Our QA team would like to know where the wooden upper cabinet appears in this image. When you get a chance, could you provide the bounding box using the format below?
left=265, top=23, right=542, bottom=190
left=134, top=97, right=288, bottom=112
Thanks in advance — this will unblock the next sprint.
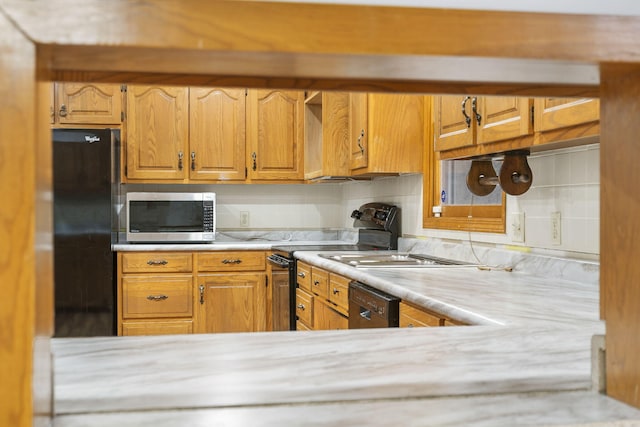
left=53, top=83, right=122, bottom=126
left=126, top=85, right=188, bottom=180
left=246, top=89, right=304, bottom=181
left=189, top=87, right=246, bottom=181
left=534, top=98, right=600, bottom=132
left=434, top=95, right=532, bottom=151
left=350, top=93, right=426, bottom=175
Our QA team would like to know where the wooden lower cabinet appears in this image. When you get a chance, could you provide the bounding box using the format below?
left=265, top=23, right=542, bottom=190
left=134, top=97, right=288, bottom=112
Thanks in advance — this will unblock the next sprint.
left=295, top=262, right=350, bottom=330
left=117, top=250, right=268, bottom=336
left=196, top=272, right=266, bottom=333
left=399, top=301, right=443, bottom=327
left=314, top=298, right=348, bottom=330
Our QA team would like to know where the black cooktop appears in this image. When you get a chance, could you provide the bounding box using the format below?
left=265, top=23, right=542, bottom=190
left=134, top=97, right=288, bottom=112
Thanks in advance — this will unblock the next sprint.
left=271, top=244, right=378, bottom=257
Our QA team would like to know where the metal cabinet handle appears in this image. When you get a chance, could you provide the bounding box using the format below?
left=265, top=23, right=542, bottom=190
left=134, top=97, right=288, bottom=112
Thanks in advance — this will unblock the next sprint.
left=356, top=129, right=365, bottom=155
left=461, top=96, right=471, bottom=128
left=251, top=152, right=257, bottom=171
left=146, top=294, right=168, bottom=301
left=297, top=303, right=305, bottom=310
left=313, top=280, right=320, bottom=286
left=178, top=151, right=184, bottom=170
left=59, top=104, right=68, bottom=117
left=472, top=96, right=482, bottom=125
left=199, top=284, right=205, bottom=305
left=297, top=272, right=306, bottom=278
left=332, top=288, right=339, bottom=295
left=147, top=259, right=168, bottom=266
left=359, top=309, right=371, bottom=321
left=191, top=151, right=196, bottom=171
left=222, top=259, right=242, bottom=264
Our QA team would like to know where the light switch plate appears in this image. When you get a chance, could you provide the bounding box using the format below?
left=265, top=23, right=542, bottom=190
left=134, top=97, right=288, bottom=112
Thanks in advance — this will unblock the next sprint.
left=512, top=212, right=525, bottom=243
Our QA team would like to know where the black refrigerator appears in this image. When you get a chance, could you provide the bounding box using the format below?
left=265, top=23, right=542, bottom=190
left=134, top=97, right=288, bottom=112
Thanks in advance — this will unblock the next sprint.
left=53, top=128, right=119, bottom=337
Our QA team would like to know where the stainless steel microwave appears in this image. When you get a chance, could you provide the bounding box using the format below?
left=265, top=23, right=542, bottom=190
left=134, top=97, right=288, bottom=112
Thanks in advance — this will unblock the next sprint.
left=126, top=192, right=216, bottom=243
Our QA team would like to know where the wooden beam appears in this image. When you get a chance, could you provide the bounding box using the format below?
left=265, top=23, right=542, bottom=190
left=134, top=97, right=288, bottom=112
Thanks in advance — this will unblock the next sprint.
left=601, top=63, right=640, bottom=409
left=0, top=10, right=40, bottom=427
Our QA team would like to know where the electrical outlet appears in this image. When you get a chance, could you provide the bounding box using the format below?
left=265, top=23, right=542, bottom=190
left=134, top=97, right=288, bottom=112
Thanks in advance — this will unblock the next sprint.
left=551, top=211, right=561, bottom=245
left=512, top=212, right=525, bottom=243
left=240, top=211, right=250, bottom=228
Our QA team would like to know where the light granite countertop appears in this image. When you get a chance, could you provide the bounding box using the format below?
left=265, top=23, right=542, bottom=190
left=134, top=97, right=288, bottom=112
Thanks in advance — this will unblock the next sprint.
left=294, top=250, right=600, bottom=327
left=52, top=242, right=640, bottom=426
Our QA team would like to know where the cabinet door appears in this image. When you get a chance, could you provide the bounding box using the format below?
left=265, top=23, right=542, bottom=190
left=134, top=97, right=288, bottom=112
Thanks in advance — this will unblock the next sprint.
left=434, top=95, right=475, bottom=151
left=534, top=98, right=599, bottom=132
left=55, top=83, right=122, bottom=125
left=189, top=87, right=246, bottom=181
left=126, top=85, right=188, bottom=180
left=197, top=273, right=266, bottom=333
left=349, top=92, right=368, bottom=170
left=477, top=96, right=532, bottom=144
left=365, top=93, right=425, bottom=173
left=246, top=89, right=304, bottom=180
left=313, top=299, right=348, bottom=330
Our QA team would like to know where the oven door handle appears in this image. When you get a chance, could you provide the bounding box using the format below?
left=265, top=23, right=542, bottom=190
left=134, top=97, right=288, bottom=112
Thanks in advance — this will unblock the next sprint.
left=267, top=254, right=292, bottom=268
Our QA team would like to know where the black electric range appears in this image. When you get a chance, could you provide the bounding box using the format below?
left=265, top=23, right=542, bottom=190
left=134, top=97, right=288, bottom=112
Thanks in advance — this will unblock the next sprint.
left=266, top=203, right=400, bottom=331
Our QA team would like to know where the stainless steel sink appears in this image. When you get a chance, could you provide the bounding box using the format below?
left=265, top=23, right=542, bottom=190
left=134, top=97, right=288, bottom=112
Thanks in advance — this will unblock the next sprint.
left=318, top=253, right=475, bottom=268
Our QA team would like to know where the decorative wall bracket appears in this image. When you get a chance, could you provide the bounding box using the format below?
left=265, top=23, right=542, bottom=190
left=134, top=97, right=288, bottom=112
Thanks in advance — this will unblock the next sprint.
left=466, top=150, right=533, bottom=196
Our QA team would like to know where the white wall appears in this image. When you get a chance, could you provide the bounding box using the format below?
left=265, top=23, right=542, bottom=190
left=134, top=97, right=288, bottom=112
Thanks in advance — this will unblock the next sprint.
left=122, top=144, right=600, bottom=257
left=123, top=182, right=344, bottom=230
left=340, top=144, right=600, bottom=258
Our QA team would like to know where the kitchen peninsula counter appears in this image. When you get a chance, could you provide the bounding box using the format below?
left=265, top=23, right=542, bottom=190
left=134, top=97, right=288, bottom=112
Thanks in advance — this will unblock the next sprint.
left=53, top=249, right=640, bottom=426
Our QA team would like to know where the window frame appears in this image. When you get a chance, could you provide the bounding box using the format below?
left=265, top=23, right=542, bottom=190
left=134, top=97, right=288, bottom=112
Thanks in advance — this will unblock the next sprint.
left=423, top=112, right=506, bottom=233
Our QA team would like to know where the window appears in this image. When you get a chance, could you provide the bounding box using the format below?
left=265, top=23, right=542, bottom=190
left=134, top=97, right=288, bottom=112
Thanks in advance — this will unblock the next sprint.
left=423, top=139, right=506, bottom=233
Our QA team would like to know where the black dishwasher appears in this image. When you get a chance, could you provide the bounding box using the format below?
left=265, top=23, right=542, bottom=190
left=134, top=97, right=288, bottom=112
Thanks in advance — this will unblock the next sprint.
left=348, top=281, right=400, bottom=329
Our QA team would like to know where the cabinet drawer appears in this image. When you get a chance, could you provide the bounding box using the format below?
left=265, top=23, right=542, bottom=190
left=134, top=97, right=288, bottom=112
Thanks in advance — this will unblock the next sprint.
left=399, top=301, right=443, bottom=327
left=121, top=320, right=193, bottom=336
left=296, top=261, right=312, bottom=292
left=328, top=274, right=349, bottom=313
left=295, top=287, right=314, bottom=328
left=310, top=267, right=329, bottom=299
left=121, top=252, right=193, bottom=273
left=122, top=276, right=193, bottom=319
left=198, top=251, right=265, bottom=272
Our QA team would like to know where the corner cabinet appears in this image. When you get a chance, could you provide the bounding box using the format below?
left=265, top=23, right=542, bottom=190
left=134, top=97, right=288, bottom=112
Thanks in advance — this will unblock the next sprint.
left=246, top=89, right=304, bottom=181
left=295, top=261, right=349, bottom=331
left=125, top=85, right=189, bottom=181
left=195, top=251, right=267, bottom=333
left=349, top=93, right=426, bottom=176
left=51, top=82, right=123, bottom=126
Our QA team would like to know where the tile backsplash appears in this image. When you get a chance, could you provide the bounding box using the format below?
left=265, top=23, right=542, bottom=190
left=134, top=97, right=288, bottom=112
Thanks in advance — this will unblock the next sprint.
left=119, top=143, right=600, bottom=259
